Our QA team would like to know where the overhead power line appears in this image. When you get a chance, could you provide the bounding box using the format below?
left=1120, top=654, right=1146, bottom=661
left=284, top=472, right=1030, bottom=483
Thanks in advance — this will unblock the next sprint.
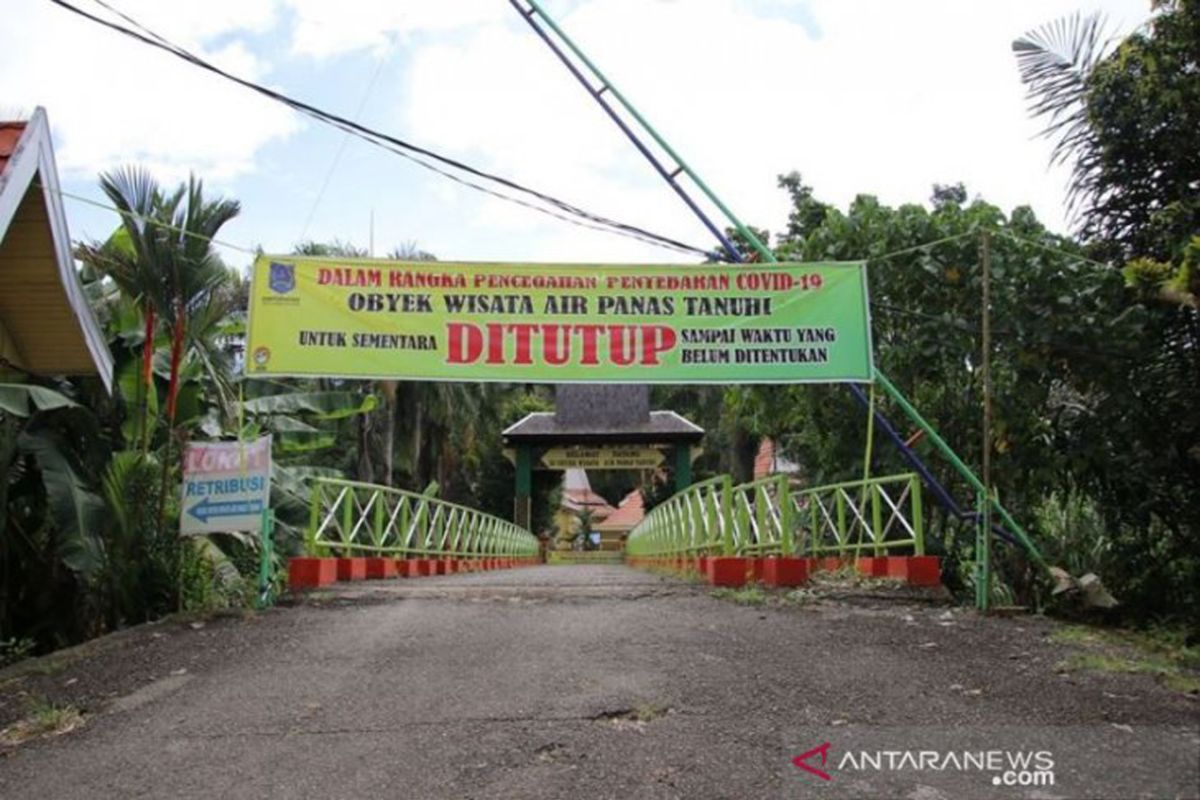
left=48, top=0, right=715, bottom=258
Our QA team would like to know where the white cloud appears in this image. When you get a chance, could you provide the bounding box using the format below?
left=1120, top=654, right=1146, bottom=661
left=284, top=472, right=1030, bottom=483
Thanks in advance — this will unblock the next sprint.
left=284, top=0, right=510, bottom=58
left=109, top=0, right=281, bottom=46
left=4, top=0, right=1154, bottom=263
left=394, top=0, right=1154, bottom=260
left=0, top=0, right=299, bottom=182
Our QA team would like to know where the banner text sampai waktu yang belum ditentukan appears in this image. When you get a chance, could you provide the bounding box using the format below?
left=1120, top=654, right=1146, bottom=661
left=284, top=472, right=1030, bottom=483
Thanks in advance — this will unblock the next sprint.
left=245, top=257, right=873, bottom=384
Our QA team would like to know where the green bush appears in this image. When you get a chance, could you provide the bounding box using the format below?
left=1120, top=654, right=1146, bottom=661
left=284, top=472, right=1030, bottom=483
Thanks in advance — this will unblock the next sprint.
left=1033, top=484, right=1111, bottom=578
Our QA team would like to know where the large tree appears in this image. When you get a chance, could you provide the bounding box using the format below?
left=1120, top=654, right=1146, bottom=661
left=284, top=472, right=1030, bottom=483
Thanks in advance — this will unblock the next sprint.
left=1013, top=1, right=1199, bottom=623
left=1014, top=1, right=1199, bottom=279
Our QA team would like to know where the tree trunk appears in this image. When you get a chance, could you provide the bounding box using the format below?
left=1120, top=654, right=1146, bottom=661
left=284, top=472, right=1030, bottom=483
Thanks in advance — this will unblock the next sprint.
left=357, top=411, right=375, bottom=484
left=156, top=311, right=186, bottom=537
left=139, top=304, right=156, bottom=451
left=379, top=381, right=398, bottom=487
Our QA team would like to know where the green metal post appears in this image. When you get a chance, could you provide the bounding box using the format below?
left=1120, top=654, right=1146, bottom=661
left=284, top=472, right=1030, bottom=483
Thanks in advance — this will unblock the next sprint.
left=871, top=484, right=883, bottom=556
left=515, top=444, right=532, bottom=531
left=306, top=482, right=320, bottom=555
left=258, top=509, right=274, bottom=609
left=754, top=486, right=767, bottom=551
left=778, top=475, right=794, bottom=556
left=400, top=499, right=411, bottom=558
left=809, top=492, right=820, bottom=557
left=910, top=474, right=925, bottom=556
left=373, top=490, right=385, bottom=548
left=737, top=489, right=752, bottom=548
left=976, top=489, right=990, bottom=611
left=720, top=477, right=735, bottom=556
left=835, top=490, right=847, bottom=551
left=673, top=445, right=692, bottom=493
left=341, top=487, right=354, bottom=552
left=420, top=502, right=429, bottom=553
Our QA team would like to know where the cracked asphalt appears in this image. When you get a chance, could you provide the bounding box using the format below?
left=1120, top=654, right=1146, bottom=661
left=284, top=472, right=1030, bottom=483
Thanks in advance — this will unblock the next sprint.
left=0, top=565, right=1196, bottom=799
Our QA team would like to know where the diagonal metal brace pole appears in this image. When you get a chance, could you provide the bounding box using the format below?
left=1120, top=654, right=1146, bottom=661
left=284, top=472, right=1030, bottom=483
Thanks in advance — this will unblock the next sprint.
left=510, top=0, right=1043, bottom=569
left=510, top=0, right=743, bottom=261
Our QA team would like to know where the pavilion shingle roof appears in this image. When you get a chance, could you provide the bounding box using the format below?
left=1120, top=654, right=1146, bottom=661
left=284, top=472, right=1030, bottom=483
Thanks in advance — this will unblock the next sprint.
left=503, top=410, right=704, bottom=445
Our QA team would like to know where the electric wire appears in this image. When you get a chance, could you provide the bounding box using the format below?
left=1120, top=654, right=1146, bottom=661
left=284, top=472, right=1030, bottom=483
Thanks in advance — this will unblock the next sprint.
left=52, top=184, right=1140, bottom=363
left=50, top=184, right=260, bottom=255
left=297, top=40, right=393, bottom=244
left=48, top=0, right=714, bottom=258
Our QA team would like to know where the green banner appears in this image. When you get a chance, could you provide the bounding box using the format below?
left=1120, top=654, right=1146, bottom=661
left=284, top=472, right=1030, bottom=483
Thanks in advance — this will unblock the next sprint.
left=245, top=257, right=873, bottom=383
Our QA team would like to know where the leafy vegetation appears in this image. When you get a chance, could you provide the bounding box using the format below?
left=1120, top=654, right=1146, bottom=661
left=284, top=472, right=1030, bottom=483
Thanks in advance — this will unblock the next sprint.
left=0, top=167, right=563, bottom=659
left=0, top=1, right=1194, bottom=662
left=1052, top=623, right=1200, bottom=693
left=0, top=698, right=84, bottom=745
left=710, top=586, right=768, bottom=606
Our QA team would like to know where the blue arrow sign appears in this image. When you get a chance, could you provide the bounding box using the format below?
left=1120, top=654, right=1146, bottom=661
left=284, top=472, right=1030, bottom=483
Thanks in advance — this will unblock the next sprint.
left=187, top=496, right=264, bottom=524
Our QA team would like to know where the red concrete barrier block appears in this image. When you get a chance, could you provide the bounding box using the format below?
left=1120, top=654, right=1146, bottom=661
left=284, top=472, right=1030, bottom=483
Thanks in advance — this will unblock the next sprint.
left=365, top=558, right=398, bottom=580
left=816, top=557, right=844, bottom=573
left=412, top=559, right=435, bottom=576
left=288, top=557, right=336, bottom=589
left=445, top=560, right=459, bottom=574
left=337, top=557, right=367, bottom=582
left=885, top=557, right=909, bottom=579
left=430, top=560, right=446, bottom=576
left=857, top=557, right=889, bottom=577
left=750, top=558, right=765, bottom=583
left=394, top=559, right=412, bottom=577
left=707, top=557, right=752, bottom=587
left=906, top=556, right=942, bottom=587
left=762, top=557, right=809, bottom=587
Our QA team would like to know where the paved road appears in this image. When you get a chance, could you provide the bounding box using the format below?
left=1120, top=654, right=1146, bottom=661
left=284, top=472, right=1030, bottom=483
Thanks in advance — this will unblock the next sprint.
left=0, top=565, right=1196, bottom=799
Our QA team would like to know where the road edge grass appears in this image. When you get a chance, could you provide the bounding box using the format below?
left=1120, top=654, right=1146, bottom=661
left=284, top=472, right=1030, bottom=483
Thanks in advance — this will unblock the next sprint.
left=0, top=697, right=85, bottom=747
left=1051, top=624, right=1200, bottom=694
left=711, top=586, right=769, bottom=606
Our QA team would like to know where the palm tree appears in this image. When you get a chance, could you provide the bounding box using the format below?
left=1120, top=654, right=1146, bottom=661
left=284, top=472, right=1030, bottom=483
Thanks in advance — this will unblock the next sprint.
left=1011, top=13, right=1112, bottom=216
left=78, top=167, right=240, bottom=523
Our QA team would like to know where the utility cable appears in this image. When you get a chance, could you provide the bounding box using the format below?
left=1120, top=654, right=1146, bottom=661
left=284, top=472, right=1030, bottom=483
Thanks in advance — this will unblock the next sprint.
left=48, top=0, right=714, bottom=258
left=297, top=40, right=394, bottom=244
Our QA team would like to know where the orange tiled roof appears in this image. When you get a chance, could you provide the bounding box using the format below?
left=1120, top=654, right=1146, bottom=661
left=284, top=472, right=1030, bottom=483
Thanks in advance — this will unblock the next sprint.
left=0, top=122, right=28, bottom=178
left=754, top=437, right=801, bottom=479
left=753, top=438, right=777, bottom=479
left=595, top=489, right=645, bottom=531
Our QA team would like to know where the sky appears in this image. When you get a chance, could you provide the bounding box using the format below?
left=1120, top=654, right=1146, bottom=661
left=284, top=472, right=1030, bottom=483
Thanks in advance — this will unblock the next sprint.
left=0, top=0, right=1154, bottom=268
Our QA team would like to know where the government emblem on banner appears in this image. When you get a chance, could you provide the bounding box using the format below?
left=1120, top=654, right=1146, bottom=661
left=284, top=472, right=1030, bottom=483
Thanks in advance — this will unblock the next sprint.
left=268, top=261, right=295, bottom=294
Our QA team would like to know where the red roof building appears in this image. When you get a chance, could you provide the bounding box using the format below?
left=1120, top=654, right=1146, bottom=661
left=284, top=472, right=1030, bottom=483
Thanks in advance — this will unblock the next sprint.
left=753, top=437, right=801, bottom=480
left=0, top=107, right=113, bottom=389
left=594, top=489, right=645, bottom=534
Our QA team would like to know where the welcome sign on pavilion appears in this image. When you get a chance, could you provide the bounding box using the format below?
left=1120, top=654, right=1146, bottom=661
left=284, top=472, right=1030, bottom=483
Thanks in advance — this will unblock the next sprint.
left=246, top=257, right=873, bottom=383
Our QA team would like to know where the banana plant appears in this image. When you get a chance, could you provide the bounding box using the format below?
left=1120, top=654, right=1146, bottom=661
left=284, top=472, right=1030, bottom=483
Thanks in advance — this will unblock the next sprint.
left=1, top=383, right=109, bottom=641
